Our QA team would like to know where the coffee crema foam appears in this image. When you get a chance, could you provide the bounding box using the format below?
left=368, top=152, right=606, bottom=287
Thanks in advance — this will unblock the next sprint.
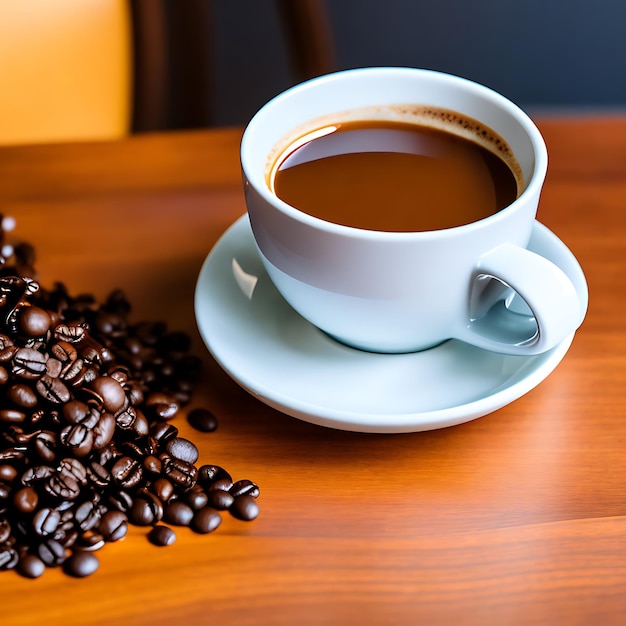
left=266, top=105, right=524, bottom=196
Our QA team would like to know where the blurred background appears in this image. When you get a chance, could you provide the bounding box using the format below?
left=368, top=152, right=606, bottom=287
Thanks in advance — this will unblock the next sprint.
left=1, top=0, right=625, bottom=145
left=214, top=0, right=626, bottom=125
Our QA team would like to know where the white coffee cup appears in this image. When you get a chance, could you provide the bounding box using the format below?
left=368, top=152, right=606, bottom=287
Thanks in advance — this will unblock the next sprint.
left=240, top=67, right=587, bottom=354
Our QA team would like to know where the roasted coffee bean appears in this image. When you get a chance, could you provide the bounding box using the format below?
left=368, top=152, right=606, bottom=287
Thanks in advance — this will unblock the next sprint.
left=21, top=464, right=54, bottom=485
left=98, top=511, right=128, bottom=542
left=145, top=392, right=179, bottom=420
left=166, top=437, right=199, bottom=464
left=0, top=464, right=18, bottom=482
left=111, top=456, right=143, bottom=489
left=0, top=408, right=26, bottom=423
left=75, top=501, right=101, bottom=531
left=16, top=553, right=46, bottom=578
left=161, top=456, right=197, bottom=489
left=53, top=323, right=86, bottom=343
left=33, top=430, right=57, bottom=462
left=63, top=550, right=100, bottom=577
left=89, top=376, right=126, bottom=413
left=37, top=538, right=67, bottom=566
left=205, top=488, right=234, bottom=511
left=32, top=507, right=61, bottom=536
left=149, top=421, right=178, bottom=444
left=209, top=477, right=233, bottom=492
left=58, top=457, right=88, bottom=487
left=229, top=495, right=260, bottom=521
left=187, top=408, right=218, bottom=433
left=60, top=423, right=93, bottom=457
left=143, top=455, right=162, bottom=475
left=148, top=525, right=176, bottom=547
left=13, top=486, right=38, bottom=513
left=63, top=400, right=98, bottom=427
left=74, top=530, right=105, bottom=552
left=6, top=383, right=38, bottom=408
left=128, top=494, right=163, bottom=526
left=107, top=489, right=133, bottom=512
left=0, top=543, right=19, bottom=570
left=190, top=507, right=221, bottom=534
left=183, top=488, right=208, bottom=511
left=45, top=357, right=63, bottom=378
left=18, top=306, right=52, bottom=337
left=45, top=473, right=80, bottom=500
left=163, top=500, right=194, bottom=526
left=36, top=374, right=71, bottom=404
left=0, top=482, right=11, bottom=502
left=198, top=464, right=232, bottom=488
left=230, top=479, right=260, bottom=499
left=0, top=365, right=8, bottom=384
left=0, top=517, right=11, bottom=543
left=151, top=477, right=174, bottom=503
left=92, top=411, right=115, bottom=450
left=50, top=340, right=78, bottom=364
left=12, top=347, right=47, bottom=379
left=86, top=461, right=110, bottom=488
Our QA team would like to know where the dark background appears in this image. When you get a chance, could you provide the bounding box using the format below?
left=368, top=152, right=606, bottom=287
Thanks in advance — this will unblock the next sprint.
left=209, top=0, right=626, bottom=126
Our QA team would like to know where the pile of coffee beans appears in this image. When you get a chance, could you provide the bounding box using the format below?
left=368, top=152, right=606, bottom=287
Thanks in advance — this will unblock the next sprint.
left=0, top=216, right=259, bottom=578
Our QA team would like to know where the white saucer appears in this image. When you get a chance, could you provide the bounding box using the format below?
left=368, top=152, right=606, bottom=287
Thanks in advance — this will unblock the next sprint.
left=194, top=215, right=586, bottom=433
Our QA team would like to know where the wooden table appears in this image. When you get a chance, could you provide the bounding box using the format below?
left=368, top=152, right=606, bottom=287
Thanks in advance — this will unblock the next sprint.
left=1, top=117, right=625, bottom=625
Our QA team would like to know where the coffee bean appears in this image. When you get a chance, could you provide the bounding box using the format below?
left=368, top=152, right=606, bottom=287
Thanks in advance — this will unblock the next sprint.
left=6, top=383, right=38, bottom=408
left=0, top=464, right=18, bottom=482
left=60, top=423, right=93, bottom=457
left=75, top=501, right=101, bottom=531
left=149, top=421, right=178, bottom=443
left=145, top=392, right=179, bottom=420
left=191, top=507, right=221, bottom=534
left=63, top=551, right=99, bottom=577
left=0, top=517, right=11, bottom=543
left=162, top=455, right=198, bottom=489
left=12, top=347, right=47, bottom=379
left=16, top=553, right=46, bottom=578
left=13, top=486, right=38, bottom=513
left=0, top=544, right=19, bottom=570
left=166, top=437, right=199, bottom=464
left=183, top=488, right=208, bottom=511
left=18, top=306, right=51, bottom=337
left=148, top=525, right=176, bottom=547
left=198, top=464, right=232, bottom=488
left=229, top=495, right=260, bottom=521
left=33, top=430, right=57, bottom=462
left=32, top=507, right=61, bottom=536
left=163, top=500, right=194, bottom=526
left=74, top=530, right=105, bottom=552
left=151, top=477, right=174, bottom=503
left=205, top=488, right=234, bottom=510
left=230, top=479, right=260, bottom=499
left=111, top=456, right=143, bottom=489
left=45, top=473, right=80, bottom=500
left=129, top=493, right=163, bottom=526
left=0, top=408, right=26, bottom=423
left=58, top=457, right=88, bottom=487
left=36, top=374, right=71, bottom=404
left=98, top=511, right=128, bottom=542
left=89, top=376, right=126, bottom=413
left=187, top=408, right=218, bottom=433
left=37, top=538, right=67, bottom=566
left=91, top=411, right=115, bottom=450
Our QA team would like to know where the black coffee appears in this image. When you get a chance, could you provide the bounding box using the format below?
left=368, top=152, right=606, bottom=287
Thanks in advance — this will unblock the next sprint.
left=273, top=116, right=521, bottom=232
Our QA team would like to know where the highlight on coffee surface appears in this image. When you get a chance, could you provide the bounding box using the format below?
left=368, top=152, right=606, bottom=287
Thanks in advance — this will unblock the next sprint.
left=269, top=106, right=524, bottom=232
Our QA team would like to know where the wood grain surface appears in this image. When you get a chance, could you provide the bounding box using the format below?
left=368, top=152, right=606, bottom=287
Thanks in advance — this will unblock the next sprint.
left=0, top=117, right=625, bottom=626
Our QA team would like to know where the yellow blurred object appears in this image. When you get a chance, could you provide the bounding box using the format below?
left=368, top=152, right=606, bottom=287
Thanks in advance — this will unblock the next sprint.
left=0, top=0, right=132, bottom=145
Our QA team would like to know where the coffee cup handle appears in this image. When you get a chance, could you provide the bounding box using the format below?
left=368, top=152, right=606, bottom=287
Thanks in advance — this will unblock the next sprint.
left=460, top=242, right=586, bottom=355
